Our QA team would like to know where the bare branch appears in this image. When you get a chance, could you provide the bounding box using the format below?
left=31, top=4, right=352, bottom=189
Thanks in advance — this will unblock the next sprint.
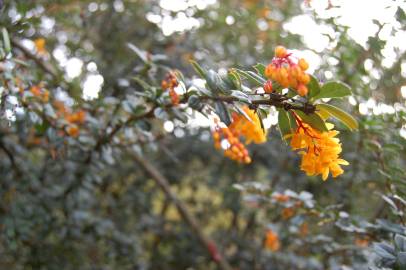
left=131, top=152, right=233, bottom=270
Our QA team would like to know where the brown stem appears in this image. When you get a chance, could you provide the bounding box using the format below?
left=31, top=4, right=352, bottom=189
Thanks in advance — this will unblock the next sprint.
left=200, top=95, right=316, bottom=114
left=130, top=152, right=233, bottom=270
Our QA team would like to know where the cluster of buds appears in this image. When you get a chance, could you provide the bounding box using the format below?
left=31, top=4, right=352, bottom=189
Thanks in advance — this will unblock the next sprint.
left=212, top=125, right=251, bottom=164
left=30, top=85, right=49, bottom=103
left=161, top=72, right=180, bottom=105
left=265, top=46, right=310, bottom=96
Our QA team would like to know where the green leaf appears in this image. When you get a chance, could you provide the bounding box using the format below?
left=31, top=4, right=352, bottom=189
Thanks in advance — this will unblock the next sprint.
left=230, top=90, right=251, bottom=104
left=206, top=70, right=230, bottom=94
left=188, top=95, right=203, bottom=110
left=127, top=43, right=148, bottom=63
left=253, top=63, right=266, bottom=78
left=316, top=103, right=358, bottom=131
left=132, top=76, right=152, bottom=90
left=220, top=72, right=235, bottom=89
left=2, top=28, right=11, bottom=53
left=234, top=69, right=265, bottom=87
left=189, top=60, right=206, bottom=78
left=194, top=85, right=213, bottom=97
left=312, top=81, right=352, bottom=100
left=294, top=110, right=328, bottom=132
left=277, top=109, right=296, bottom=142
left=214, top=101, right=231, bottom=125
left=255, top=110, right=267, bottom=134
left=247, top=71, right=266, bottom=84
left=227, top=70, right=241, bottom=89
left=307, top=75, right=321, bottom=99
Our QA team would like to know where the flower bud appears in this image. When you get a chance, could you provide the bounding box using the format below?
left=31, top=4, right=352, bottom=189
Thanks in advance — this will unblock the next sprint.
left=275, top=46, right=288, bottom=58
left=263, top=80, right=273, bottom=93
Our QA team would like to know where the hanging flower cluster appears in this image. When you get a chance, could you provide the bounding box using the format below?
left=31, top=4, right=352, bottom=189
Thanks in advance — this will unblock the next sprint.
left=228, top=106, right=267, bottom=144
left=161, top=72, right=180, bottom=105
left=212, top=125, right=251, bottom=164
left=212, top=106, right=267, bottom=164
left=264, top=46, right=310, bottom=96
left=289, top=113, right=349, bottom=180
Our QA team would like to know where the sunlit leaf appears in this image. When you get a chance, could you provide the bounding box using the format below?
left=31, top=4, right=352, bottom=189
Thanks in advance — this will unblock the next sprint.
left=312, top=81, right=352, bottom=100
left=316, top=103, right=358, bottom=131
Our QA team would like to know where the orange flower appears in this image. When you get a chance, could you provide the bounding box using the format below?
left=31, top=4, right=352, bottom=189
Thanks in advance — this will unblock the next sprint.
left=228, top=106, right=267, bottom=144
left=162, top=72, right=180, bottom=105
left=265, top=229, right=280, bottom=251
left=34, top=38, right=47, bottom=55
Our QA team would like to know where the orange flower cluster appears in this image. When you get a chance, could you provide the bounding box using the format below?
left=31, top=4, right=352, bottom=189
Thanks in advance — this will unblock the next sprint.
left=289, top=114, right=349, bottom=180
left=265, top=46, right=310, bottom=96
left=212, top=126, right=251, bottom=164
left=30, top=85, right=49, bottom=103
left=161, top=72, right=180, bottom=105
left=228, top=106, right=267, bottom=144
left=54, top=101, right=87, bottom=138
left=212, top=106, right=267, bottom=164
left=265, top=229, right=280, bottom=252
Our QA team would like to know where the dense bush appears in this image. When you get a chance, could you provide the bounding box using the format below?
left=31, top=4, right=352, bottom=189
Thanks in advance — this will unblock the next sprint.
left=0, top=1, right=405, bottom=269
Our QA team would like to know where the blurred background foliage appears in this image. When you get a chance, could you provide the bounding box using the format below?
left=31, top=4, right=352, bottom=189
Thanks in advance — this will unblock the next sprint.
left=0, top=0, right=406, bottom=269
